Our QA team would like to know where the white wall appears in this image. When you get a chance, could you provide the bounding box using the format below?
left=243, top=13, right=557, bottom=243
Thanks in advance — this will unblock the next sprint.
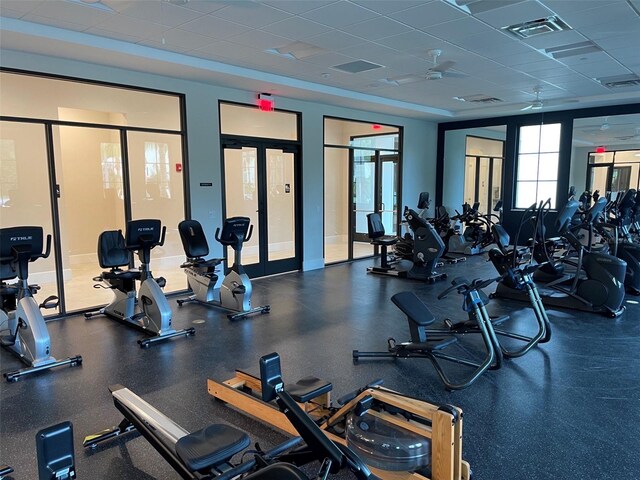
left=442, top=127, right=506, bottom=213
left=1, top=50, right=437, bottom=271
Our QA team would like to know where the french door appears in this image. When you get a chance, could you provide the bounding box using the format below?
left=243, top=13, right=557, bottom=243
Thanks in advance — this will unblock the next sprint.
left=464, top=155, right=503, bottom=215
left=222, top=140, right=300, bottom=277
left=351, top=149, right=399, bottom=258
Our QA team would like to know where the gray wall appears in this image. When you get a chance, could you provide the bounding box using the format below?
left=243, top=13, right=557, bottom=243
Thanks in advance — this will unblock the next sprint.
left=1, top=50, right=437, bottom=271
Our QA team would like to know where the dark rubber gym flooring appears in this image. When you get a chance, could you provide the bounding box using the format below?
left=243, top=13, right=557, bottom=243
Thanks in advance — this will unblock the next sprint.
left=1, top=255, right=639, bottom=479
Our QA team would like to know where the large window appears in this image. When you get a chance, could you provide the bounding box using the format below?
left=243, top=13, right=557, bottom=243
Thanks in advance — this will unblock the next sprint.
left=587, top=149, right=640, bottom=194
left=515, top=123, right=561, bottom=209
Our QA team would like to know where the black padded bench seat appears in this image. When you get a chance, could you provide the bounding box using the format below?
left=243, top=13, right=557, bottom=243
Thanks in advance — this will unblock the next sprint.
left=391, top=292, right=436, bottom=326
left=175, top=423, right=250, bottom=473
left=286, top=376, right=332, bottom=403
left=101, top=269, right=140, bottom=281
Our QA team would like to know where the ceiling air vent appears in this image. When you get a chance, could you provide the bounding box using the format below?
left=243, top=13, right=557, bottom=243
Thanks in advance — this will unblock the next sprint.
left=454, top=94, right=503, bottom=103
left=544, top=41, right=601, bottom=59
left=596, top=74, right=640, bottom=88
left=265, top=41, right=325, bottom=60
left=331, top=60, right=384, bottom=74
left=503, top=16, right=571, bottom=39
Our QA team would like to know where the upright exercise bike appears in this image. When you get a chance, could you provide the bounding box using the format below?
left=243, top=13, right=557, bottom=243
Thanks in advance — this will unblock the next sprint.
left=177, top=217, right=270, bottom=320
left=0, top=226, right=82, bottom=382
left=85, top=219, right=195, bottom=348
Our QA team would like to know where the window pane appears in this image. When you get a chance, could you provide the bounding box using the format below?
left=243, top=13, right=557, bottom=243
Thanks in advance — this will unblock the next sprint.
left=537, top=181, right=558, bottom=209
left=589, top=152, right=614, bottom=164
left=220, top=103, right=298, bottom=140
left=538, top=153, right=559, bottom=181
left=463, top=156, right=476, bottom=205
left=518, top=125, right=541, bottom=154
left=516, top=181, right=537, bottom=209
left=324, top=118, right=399, bottom=146
left=466, top=136, right=504, bottom=157
left=324, top=147, right=349, bottom=263
left=518, top=154, right=539, bottom=181
left=0, top=72, right=181, bottom=131
left=614, top=150, right=640, bottom=162
left=128, top=132, right=185, bottom=293
left=588, top=166, right=609, bottom=194
left=351, top=134, right=398, bottom=150
left=539, top=123, right=561, bottom=152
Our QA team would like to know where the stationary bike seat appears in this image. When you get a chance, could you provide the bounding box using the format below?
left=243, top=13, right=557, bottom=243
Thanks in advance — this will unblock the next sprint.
left=175, top=424, right=250, bottom=473
left=101, top=269, right=141, bottom=281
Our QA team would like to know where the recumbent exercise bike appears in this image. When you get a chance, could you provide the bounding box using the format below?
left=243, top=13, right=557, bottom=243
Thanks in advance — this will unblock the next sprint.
left=0, top=226, right=82, bottom=382
left=85, top=219, right=195, bottom=348
left=176, top=217, right=270, bottom=320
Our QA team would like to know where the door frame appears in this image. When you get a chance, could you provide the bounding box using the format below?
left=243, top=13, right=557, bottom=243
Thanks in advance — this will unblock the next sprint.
left=220, top=135, right=302, bottom=278
left=465, top=154, right=504, bottom=215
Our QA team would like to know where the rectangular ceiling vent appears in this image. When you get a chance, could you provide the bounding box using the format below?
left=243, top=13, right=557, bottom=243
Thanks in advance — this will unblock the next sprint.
left=544, top=41, right=602, bottom=59
left=503, top=16, right=571, bottom=39
left=331, top=60, right=384, bottom=74
left=596, top=74, right=640, bottom=88
left=454, top=94, right=503, bottom=103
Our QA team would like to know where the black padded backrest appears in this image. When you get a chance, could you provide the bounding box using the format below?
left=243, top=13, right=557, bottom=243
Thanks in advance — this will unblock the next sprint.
left=97, top=230, right=129, bottom=269
left=367, top=213, right=385, bottom=239
left=492, top=224, right=510, bottom=252
left=125, top=219, right=162, bottom=249
left=0, top=226, right=44, bottom=281
left=417, top=192, right=430, bottom=209
left=178, top=220, right=209, bottom=259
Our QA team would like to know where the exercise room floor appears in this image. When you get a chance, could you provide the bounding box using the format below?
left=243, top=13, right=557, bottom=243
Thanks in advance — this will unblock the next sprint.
left=1, top=255, right=639, bottom=479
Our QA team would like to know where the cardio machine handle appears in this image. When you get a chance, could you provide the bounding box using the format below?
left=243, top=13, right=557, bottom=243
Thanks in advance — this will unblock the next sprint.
left=244, top=224, right=253, bottom=242
left=158, top=226, right=166, bottom=247
left=38, top=234, right=52, bottom=260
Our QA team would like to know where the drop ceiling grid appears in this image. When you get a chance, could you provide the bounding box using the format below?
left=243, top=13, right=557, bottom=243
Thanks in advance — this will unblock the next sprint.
left=0, top=0, right=639, bottom=117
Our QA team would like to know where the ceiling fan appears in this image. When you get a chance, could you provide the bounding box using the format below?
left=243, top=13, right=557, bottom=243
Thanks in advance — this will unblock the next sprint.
left=424, top=49, right=466, bottom=80
left=615, top=127, right=640, bottom=140
left=521, top=87, right=544, bottom=111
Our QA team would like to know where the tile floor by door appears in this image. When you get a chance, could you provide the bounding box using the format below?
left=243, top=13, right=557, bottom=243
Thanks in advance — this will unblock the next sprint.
left=1, top=255, right=639, bottom=479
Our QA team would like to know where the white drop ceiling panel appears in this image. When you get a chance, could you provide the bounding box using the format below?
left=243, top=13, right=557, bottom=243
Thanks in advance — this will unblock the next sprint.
left=306, top=29, right=367, bottom=50
left=95, top=14, right=168, bottom=38
left=423, top=16, right=497, bottom=41
left=178, top=15, right=252, bottom=39
left=29, top=1, right=111, bottom=28
left=213, top=3, right=292, bottom=28
left=263, top=0, right=338, bottom=15
left=226, top=29, right=291, bottom=49
left=475, top=0, right=554, bottom=28
left=261, top=16, right=332, bottom=39
left=389, top=1, right=467, bottom=29
left=116, top=2, right=201, bottom=28
left=345, top=16, right=413, bottom=41
left=300, top=1, right=378, bottom=28
left=21, top=13, right=86, bottom=32
left=1, top=0, right=639, bottom=120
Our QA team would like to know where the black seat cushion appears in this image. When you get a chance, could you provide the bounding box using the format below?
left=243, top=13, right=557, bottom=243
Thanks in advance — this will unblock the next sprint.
left=372, top=235, right=398, bottom=246
left=286, top=376, right=333, bottom=403
left=391, top=292, right=435, bottom=326
left=244, top=463, right=310, bottom=480
left=101, top=269, right=141, bottom=281
left=175, top=424, right=250, bottom=473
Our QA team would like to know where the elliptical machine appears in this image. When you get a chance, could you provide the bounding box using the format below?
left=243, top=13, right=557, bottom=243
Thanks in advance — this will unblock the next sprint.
left=0, top=226, right=82, bottom=382
left=176, top=217, right=270, bottom=320
left=85, top=219, right=195, bottom=348
left=367, top=208, right=446, bottom=284
left=492, top=199, right=627, bottom=317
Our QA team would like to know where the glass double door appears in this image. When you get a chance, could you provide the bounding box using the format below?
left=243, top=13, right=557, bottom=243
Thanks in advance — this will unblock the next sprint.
left=352, top=150, right=399, bottom=258
left=222, top=141, right=300, bottom=277
left=464, top=155, right=503, bottom=215
left=0, top=120, right=185, bottom=315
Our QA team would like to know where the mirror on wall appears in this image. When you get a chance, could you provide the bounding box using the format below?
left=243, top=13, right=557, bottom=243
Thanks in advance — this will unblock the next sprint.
left=442, top=125, right=506, bottom=216
left=570, top=113, right=640, bottom=198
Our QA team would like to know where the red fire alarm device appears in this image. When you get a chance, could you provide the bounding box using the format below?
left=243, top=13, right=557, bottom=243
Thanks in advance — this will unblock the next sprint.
left=176, top=163, right=182, bottom=172
left=595, top=146, right=606, bottom=154
left=258, top=93, right=274, bottom=111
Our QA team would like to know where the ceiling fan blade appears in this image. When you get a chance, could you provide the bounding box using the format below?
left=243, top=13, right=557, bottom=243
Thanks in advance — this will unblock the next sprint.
left=444, top=71, right=467, bottom=79
left=521, top=104, right=534, bottom=111
left=431, top=60, right=456, bottom=73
